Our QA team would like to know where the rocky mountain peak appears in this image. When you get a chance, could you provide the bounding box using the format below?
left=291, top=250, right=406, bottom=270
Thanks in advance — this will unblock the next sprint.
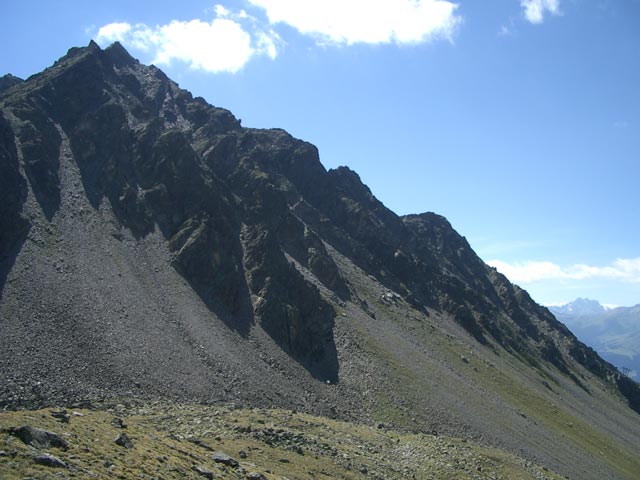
left=1, top=42, right=640, bottom=480
left=550, top=298, right=607, bottom=316
left=0, top=74, right=23, bottom=93
left=103, top=41, right=139, bottom=67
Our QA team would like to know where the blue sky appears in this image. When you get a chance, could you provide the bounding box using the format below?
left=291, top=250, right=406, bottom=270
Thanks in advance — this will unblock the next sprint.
left=2, top=0, right=639, bottom=307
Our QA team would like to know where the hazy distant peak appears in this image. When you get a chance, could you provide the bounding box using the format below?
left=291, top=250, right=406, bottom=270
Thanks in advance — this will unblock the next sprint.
left=550, top=298, right=606, bottom=316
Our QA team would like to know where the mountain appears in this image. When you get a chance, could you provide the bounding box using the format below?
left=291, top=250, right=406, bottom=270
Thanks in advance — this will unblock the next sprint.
left=1, top=42, right=640, bottom=480
left=550, top=299, right=640, bottom=380
left=550, top=297, right=607, bottom=317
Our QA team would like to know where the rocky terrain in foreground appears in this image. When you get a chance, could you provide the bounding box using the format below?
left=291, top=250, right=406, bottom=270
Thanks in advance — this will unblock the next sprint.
left=1, top=42, right=639, bottom=480
left=0, top=402, right=563, bottom=480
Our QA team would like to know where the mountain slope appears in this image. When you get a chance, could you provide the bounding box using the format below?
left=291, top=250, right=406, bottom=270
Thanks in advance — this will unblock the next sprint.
left=1, top=42, right=639, bottom=480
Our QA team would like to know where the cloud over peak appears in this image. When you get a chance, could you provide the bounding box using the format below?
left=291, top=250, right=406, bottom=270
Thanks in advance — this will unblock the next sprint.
left=247, top=0, right=461, bottom=45
left=96, top=8, right=279, bottom=74
left=95, top=1, right=460, bottom=73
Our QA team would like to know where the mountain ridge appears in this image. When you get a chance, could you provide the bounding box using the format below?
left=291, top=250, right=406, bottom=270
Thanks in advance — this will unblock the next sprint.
left=1, top=42, right=640, bottom=480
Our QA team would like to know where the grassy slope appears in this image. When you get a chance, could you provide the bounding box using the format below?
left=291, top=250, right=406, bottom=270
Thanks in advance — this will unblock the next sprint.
left=0, top=404, right=563, bottom=480
left=327, top=247, right=640, bottom=480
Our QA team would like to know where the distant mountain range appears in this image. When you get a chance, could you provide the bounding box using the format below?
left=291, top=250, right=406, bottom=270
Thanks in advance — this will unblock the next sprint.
left=549, top=299, right=640, bottom=379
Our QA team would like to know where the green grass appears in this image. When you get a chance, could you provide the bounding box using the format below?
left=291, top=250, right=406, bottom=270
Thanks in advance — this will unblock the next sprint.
left=0, top=403, right=564, bottom=480
left=341, top=271, right=640, bottom=480
left=470, top=354, right=640, bottom=480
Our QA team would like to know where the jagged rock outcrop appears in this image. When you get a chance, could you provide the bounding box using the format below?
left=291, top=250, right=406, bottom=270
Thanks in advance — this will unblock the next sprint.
left=0, top=41, right=337, bottom=379
left=0, top=74, right=23, bottom=93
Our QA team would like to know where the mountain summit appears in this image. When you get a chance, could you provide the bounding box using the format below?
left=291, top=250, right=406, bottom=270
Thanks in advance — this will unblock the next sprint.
left=550, top=298, right=607, bottom=316
left=1, top=42, right=640, bottom=479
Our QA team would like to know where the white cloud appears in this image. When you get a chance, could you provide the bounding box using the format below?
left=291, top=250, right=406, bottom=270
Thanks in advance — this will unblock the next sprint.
left=488, top=257, right=640, bottom=284
left=520, top=0, right=560, bottom=24
left=214, top=5, right=231, bottom=18
left=489, top=260, right=564, bottom=283
left=247, top=0, right=461, bottom=45
left=95, top=6, right=280, bottom=73
left=97, top=22, right=132, bottom=41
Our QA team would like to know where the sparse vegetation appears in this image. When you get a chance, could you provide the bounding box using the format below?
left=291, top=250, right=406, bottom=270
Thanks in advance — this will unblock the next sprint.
left=0, top=403, right=564, bottom=480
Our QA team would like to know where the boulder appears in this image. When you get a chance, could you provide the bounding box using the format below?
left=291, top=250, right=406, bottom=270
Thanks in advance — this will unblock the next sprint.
left=115, top=432, right=134, bottom=449
left=212, top=451, right=239, bottom=467
left=33, top=453, right=67, bottom=468
left=9, top=426, right=69, bottom=450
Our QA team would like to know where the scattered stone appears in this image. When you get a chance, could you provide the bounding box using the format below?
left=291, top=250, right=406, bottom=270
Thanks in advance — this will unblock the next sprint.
left=278, top=458, right=290, bottom=463
left=189, top=438, right=215, bottom=451
left=289, top=445, right=304, bottom=455
left=110, top=417, right=127, bottom=429
left=9, top=426, right=69, bottom=451
left=239, top=449, right=248, bottom=459
left=192, top=465, right=215, bottom=479
left=246, top=473, right=267, bottom=480
left=115, top=432, right=134, bottom=449
left=51, top=410, right=70, bottom=423
left=33, top=453, right=67, bottom=468
left=212, top=451, right=239, bottom=467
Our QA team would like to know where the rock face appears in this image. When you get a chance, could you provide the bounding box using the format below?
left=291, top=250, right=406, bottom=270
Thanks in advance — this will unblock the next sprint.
left=0, top=74, right=23, bottom=93
left=9, top=426, right=69, bottom=451
left=0, top=41, right=336, bottom=381
left=1, top=42, right=640, bottom=480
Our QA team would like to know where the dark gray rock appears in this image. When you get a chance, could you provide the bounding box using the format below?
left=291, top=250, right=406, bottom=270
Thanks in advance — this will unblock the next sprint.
left=0, top=74, right=23, bottom=93
left=192, top=465, right=215, bottom=479
left=212, top=451, right=239, bottom=467
left=51, top=410, right=70, bottom=423
left=33, top=453, right=67, bottom=468
left=110, top=417, right=127, bottom=429
left=9, top=426, right=69, bottom=450
left=188, top=438, right=214, bottom=451
left=115, top=432, right=134, bottom=449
